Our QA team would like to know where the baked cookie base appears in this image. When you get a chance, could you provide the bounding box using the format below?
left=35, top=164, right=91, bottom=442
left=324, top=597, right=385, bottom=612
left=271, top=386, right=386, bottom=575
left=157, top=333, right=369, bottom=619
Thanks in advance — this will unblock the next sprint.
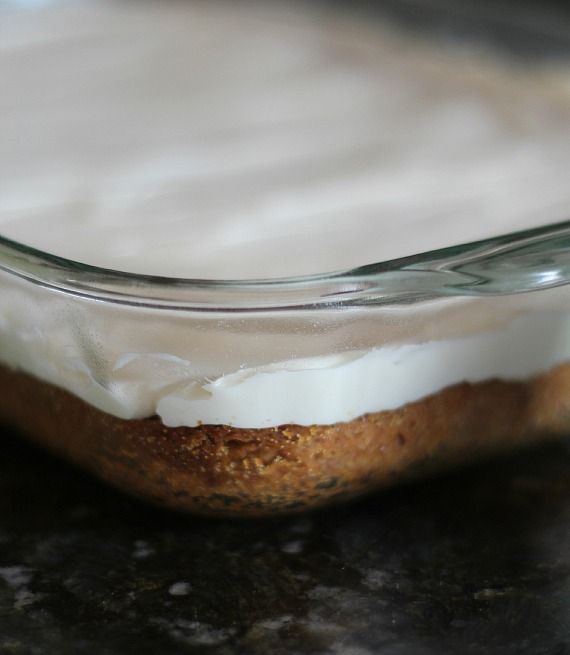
left=1, top=363, right=569, bottom=516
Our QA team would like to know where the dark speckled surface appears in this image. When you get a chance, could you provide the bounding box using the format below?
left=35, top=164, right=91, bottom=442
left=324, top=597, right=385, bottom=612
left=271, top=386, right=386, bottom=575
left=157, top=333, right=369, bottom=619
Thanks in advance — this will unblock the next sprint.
left=0, top=430, right=569, bottom=654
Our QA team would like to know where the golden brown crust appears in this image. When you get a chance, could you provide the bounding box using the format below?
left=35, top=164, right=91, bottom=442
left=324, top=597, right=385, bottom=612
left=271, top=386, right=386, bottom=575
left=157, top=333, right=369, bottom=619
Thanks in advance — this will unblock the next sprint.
left=1, top=363, right=569, bottom=516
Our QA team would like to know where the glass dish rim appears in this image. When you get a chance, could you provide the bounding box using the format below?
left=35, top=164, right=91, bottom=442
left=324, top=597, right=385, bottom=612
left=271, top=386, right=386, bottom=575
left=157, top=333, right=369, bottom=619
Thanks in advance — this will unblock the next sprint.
left=1, top=219, right=569, bottom=311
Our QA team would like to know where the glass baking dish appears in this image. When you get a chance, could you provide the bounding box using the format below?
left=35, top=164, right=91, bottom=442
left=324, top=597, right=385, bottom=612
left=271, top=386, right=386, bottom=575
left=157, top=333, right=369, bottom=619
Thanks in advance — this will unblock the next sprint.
left=2, top=0, right=570, bottom=516
left=2, top=221, right=570, bottom=515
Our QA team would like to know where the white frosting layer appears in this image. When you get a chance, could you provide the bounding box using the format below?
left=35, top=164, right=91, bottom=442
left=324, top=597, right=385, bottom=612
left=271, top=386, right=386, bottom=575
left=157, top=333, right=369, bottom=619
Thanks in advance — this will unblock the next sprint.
left=3, top=1, right=570, bottom=278
left=2, top=1, right=570, bottom=427
left=0, top=291, right=569, bottom=427
left=157, top=312, right=570, bottom=427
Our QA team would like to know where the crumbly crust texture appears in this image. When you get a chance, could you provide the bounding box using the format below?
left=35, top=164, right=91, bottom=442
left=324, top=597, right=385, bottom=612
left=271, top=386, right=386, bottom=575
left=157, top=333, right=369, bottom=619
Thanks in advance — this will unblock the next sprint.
left=1, top=364, right=569, bottom=516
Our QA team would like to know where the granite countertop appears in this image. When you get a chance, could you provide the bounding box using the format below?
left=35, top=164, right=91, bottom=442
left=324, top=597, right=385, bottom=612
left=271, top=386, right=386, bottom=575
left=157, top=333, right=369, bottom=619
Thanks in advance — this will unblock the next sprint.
left=0, top=429, right=569, bottom=655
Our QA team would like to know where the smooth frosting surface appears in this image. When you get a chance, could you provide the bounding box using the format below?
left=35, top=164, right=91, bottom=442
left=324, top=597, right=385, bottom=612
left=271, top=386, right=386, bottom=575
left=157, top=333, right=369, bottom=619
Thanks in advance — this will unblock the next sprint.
left=2, top=1, right=570, bottom=428
left=156, top=312, right=570, bottom=427
left=2, top=1, right=570, bottom=279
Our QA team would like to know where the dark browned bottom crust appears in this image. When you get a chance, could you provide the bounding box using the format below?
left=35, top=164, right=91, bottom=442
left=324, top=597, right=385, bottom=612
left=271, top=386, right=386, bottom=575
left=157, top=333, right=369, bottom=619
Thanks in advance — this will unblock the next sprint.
left=1, top=363, right=570, bottom=516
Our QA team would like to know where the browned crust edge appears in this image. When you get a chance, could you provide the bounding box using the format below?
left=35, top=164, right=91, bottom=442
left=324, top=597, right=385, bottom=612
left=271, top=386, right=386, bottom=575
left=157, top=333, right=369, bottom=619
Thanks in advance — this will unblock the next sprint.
left=1, top=363, right=570, bottom=516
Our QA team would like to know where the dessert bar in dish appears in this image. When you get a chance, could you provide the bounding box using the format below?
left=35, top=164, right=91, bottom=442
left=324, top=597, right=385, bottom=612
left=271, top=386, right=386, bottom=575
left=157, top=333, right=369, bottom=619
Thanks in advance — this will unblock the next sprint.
left=1, top=0, right=570, bottom=515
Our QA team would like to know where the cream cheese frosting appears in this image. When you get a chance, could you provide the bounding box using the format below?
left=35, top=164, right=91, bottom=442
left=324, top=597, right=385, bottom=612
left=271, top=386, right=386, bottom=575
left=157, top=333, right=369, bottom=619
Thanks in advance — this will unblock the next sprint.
left=0, top=286, right=569, bottom=428
left=155, top=312, right=570, bottom=427
left=1, top=0, right=570, bottom=427
left=3, top=1, right=570, bottom=279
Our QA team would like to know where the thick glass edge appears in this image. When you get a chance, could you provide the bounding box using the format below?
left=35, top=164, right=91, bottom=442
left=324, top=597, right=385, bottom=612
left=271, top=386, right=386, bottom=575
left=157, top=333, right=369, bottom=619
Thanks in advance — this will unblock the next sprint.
left=1, top=219, right=570, bottom=311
